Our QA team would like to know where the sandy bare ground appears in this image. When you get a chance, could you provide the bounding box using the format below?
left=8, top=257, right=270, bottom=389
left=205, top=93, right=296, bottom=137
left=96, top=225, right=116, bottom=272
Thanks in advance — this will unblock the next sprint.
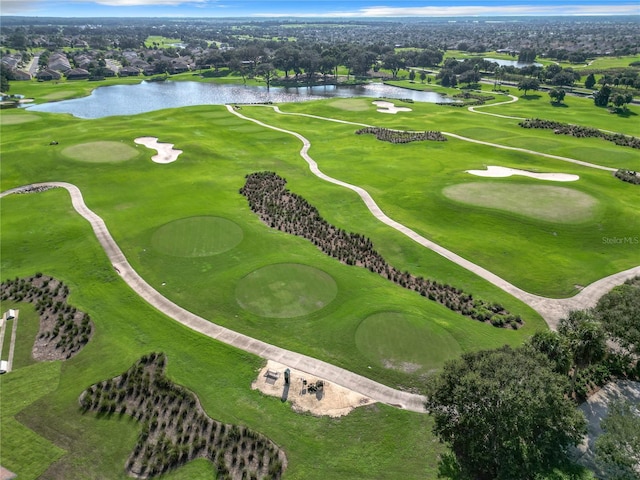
left=372, top=100, right=412, bottom=114
left=252, top=360, right=373, bottom=417
left=134, top=137, right=182, bottom=164
left=466, top=165, right=579, bottom=182
left=225, top=104, right=639, bottom=329
left=0, top=466, right=17, bottom=480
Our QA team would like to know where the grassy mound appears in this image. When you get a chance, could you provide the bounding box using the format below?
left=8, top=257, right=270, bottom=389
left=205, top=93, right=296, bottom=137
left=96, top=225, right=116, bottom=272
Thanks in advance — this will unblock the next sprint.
left=235, top=263, right=337, bottom=318
left=355, top=312, right=462, bottom=374
left=61, top=141, right=138, bottom=163
left=443, top=182, right=599, bottom=223
left=151, top=216, right=243, bottom=257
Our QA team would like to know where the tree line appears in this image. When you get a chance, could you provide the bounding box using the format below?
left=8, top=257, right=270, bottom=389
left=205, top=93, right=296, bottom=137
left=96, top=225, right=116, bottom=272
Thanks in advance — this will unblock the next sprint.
left=239, top=171, right=522, bottom=329
left=426, top=276, right=640, bottom=480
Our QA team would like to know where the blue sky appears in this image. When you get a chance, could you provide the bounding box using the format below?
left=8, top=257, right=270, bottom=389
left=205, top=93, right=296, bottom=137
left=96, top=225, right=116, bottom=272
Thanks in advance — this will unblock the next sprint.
left=1, top=0, right=638, bottom=17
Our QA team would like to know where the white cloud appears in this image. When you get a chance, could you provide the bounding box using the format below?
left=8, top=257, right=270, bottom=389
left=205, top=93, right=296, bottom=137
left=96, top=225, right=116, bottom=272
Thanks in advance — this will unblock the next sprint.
left=92, top=0, right=207, bottom=5
left=254, top=3, right=640, bottom=17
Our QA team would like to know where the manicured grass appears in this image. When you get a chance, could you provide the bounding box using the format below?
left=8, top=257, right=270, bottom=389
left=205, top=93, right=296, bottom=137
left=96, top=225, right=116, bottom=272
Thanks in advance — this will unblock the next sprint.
left=144, top=35, right=182, bottom=48
left=61, top=141, right=140, bottom=163
left=151, top=216, right=243, bottom=257
left=0, top=361, right=66, bottom=479
left=234, top=102, right=639, bottom=296
left=0, top=73, right=614, bottom=478
left=0, top=302, right=39, bottom=370
left=0, top=191, right=447, bottom=479
left=0, top=113, right=42, bottom=125
left=355, top=311, right=462, bottom=374
left=442, top=182, right=599, bottom=223
left=235, top=263, right=338, bottom=318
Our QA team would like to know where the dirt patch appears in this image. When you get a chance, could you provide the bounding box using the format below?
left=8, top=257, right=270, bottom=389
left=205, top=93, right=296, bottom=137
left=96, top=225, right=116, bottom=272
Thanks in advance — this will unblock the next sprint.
left=252, top=360, right=373, bottom=418
left=382, top=359, right=422, bottom=374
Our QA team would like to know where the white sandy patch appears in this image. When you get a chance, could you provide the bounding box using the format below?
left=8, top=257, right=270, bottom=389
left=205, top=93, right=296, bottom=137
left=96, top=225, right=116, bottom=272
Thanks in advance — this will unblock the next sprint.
left=252, top=360, right=374, bottom=418
left=372, top=100, right=412, bottom=114
left=466, top=165, right=579, bottom=182
left=134, top=137, right=182, bottom=164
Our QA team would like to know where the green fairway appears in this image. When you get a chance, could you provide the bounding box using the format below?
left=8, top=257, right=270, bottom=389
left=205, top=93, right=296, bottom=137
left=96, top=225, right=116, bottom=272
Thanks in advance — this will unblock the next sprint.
left=151, top=216, right=243, bottom=257
left=61, top=141, right=139, bottom=163
left=355, top=311, right=462, bottom=374
left=0, top=303, right=40, bottom=370
left=0, top=68, right=633, bottom=479
left=442, top=182, right=599, bottom=223
left=235, top=263, right=338, bottom=318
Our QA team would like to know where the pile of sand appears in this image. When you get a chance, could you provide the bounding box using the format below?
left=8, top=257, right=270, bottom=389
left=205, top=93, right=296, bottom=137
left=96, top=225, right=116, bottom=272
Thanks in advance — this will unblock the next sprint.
left=252, top=360, right=373, bottom=418
left=134, top=137, right=182, bottom=164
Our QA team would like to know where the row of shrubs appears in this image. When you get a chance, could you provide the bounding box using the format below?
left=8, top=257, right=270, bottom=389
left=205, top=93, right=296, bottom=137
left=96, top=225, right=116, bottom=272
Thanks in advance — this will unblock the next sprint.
left=0, top=273, right=93, bottom=360
left=355, top=127, right=447, bottom=143
left=615, top=169, right=640, bottom=185
left=519, top=118, right=640, bottom=149
left=80, top=353, right=285, bottom=480
left=239, top=171, right=522, bottom=329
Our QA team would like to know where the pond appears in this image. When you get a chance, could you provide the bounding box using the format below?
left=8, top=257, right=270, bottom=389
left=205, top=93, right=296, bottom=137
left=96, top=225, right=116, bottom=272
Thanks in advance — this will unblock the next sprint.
left=484, top=57, right=543, bottom=68
left=27, top=80, right=455, bottom=119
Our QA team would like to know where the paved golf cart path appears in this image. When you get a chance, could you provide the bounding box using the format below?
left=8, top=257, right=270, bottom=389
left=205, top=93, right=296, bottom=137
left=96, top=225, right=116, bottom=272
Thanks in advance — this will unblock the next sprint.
left=225, top=104, right=638, bottom=328
left=0, top=184, right=427, bottom=413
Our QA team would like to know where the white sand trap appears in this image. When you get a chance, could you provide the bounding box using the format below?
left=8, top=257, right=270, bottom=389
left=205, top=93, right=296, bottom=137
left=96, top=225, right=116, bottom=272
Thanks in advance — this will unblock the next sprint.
left=466, top=165, right=579, bottom=182
left=252, top=360, right=373, bottom=418
left=134, top=137, right=182, bottom=164
left=372, top=100, right=412, bottom=114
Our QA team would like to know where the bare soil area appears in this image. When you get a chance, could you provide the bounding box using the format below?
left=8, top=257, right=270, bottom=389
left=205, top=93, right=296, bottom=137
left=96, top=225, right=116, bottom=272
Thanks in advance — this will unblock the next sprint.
left=252, top=360, right=374, bottom=418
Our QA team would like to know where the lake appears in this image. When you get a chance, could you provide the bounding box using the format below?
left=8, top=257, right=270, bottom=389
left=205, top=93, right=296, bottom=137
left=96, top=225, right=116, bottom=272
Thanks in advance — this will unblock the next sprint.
left=27, top=80, right=455, bottom=119
left=484, top=57, right=543, bottom=68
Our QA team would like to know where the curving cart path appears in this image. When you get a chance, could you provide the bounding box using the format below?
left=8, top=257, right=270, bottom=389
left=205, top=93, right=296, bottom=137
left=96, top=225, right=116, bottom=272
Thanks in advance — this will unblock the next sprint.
left=225, top=104, right=639, bottom=329
left=0, top=183, right=428, bottom=413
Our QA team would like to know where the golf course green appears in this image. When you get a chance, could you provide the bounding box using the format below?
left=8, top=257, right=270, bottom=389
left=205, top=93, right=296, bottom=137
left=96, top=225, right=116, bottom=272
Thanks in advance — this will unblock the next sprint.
left=1, top=74, right=637, bottom=479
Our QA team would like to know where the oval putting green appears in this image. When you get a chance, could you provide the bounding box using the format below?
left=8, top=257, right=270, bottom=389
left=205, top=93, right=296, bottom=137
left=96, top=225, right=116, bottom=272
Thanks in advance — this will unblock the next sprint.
left=443, top=182, right=598, bottom=223
left=236, top=263, right=337, bottom=318
left=355, top=312, right=461, bottom=373
left=151, top=216, right=243, bottom=257
left=0, top=113, right=41, bottom=125
left=61, top=141, right=139, bottom=163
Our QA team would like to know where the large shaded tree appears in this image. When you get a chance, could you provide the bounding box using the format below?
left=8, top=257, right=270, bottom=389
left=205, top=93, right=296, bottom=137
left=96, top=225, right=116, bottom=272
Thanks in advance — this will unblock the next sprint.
left=426, top=346, right=586, bottom=480
left=517, top=78, right=540, bottom=96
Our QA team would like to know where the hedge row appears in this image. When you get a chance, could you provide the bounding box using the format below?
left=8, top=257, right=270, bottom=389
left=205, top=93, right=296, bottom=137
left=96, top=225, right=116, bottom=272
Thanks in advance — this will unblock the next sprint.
left=519, top=118, right=640, bottom=149
left=240, top=172, right=522, bottom=329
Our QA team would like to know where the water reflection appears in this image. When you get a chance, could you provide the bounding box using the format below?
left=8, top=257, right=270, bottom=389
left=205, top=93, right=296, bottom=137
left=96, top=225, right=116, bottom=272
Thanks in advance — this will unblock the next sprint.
left=484, top=57, right=543, bottom=68
left=27, top=80, right=455, bottom=119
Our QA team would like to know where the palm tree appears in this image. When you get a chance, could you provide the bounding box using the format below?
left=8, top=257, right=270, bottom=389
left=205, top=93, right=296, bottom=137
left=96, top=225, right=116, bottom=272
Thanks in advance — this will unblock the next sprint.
left=559, top=310, right=607, bottom=396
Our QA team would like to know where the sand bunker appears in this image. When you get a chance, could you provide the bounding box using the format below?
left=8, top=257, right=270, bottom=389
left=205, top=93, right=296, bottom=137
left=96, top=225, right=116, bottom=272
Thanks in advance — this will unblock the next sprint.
left=252, top=360, right=373, bottom=418
left=466, top=166, right=579, bottom=182
left=372, top=100, right=412, bottom=114
left=134, top=137, right=182, bottom=164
